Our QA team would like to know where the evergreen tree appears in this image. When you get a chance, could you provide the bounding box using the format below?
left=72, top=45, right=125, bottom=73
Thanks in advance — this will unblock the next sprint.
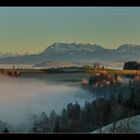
left=3, top=128, right=9, bottom=133
left=89, top=77, right=93, bottom=85
left=53, top=119, right=60, bottom=132
left=128, top=79, right=132, bottom=89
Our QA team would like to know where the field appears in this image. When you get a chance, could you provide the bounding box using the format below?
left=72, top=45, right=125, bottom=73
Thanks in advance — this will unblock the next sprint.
left=83, top=67, right=140, bottom=76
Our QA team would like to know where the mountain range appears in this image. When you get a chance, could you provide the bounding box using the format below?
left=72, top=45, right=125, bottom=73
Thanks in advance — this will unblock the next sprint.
left=0, top=43, right=140, bottom=66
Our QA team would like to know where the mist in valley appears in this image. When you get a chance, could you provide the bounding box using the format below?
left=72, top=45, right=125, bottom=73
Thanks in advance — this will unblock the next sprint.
left=0, top=75, right=94, bottom=132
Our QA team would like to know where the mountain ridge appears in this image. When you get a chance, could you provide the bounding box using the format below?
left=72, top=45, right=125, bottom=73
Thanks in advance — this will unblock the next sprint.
left=0, top=43, right=140, bottom=65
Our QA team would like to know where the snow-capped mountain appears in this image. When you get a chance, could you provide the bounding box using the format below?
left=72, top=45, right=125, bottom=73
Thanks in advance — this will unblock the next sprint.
left=0, top=43, right=140, bottom=65
left=0, top=53, right=19, bottom=59
left=117, top=44, right=140, bottom=53
left=42, top=43, right=105, bottom=55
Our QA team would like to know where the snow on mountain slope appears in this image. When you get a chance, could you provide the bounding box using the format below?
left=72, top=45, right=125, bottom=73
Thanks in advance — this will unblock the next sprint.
left=117, top=44, right=140, bottom=54
left=42, top=43, right=105, bottom=55
left=0, top=43, right=140, bottom=65
left=91, top=114, right=140, bottom=133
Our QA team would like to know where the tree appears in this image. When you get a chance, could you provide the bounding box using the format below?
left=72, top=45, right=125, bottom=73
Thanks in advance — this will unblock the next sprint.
left=74, top=101, right=81, bottom=121
left=60, top=108, right=69, bottom=131
left=114, top=73, right=118, bottom=82
left=49, top=110, right=57, bottom=131
left=128, top=87, right=136, bottom=108
left=109, top=93, right=115, bottom=102
left=128, top=79, right=132, bottom=89
left=3, top=128, right=9, bottom=133
left=117, top=92, right=124, bottom=104
left=110, top=102, right=124, bottom=133
left=94, top=98, right=106, bottom=133
left=53, top=119, right=60, bottom=132
left=89, top=77, right=93, bottom=85
left=32, top=112, right=51, bottom=132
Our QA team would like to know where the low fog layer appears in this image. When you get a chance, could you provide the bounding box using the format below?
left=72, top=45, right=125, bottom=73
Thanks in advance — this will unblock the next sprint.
left=0, top=75, right=94, bottom=130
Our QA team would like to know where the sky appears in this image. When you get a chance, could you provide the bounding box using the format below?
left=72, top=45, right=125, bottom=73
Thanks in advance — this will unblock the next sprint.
left=0, top=7, right=140, bottom=54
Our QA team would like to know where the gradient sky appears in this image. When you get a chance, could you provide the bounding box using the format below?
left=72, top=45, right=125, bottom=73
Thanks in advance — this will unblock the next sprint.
left=0, top=7, right=140, bottom=54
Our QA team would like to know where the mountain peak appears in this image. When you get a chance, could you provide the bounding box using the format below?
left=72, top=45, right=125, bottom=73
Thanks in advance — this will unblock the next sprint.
left=117, top=44, right=140, bottom=51
left=117, top=44, right=140, bottom=54
left=42, top=42, right=105, bottom=55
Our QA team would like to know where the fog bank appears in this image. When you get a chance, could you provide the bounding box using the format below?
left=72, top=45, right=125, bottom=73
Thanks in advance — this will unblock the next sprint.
left=0, top=75, right=94, bottom=130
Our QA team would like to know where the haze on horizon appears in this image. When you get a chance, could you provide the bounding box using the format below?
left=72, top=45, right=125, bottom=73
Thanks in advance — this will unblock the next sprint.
left=0, top=7, right=140, bottom=54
